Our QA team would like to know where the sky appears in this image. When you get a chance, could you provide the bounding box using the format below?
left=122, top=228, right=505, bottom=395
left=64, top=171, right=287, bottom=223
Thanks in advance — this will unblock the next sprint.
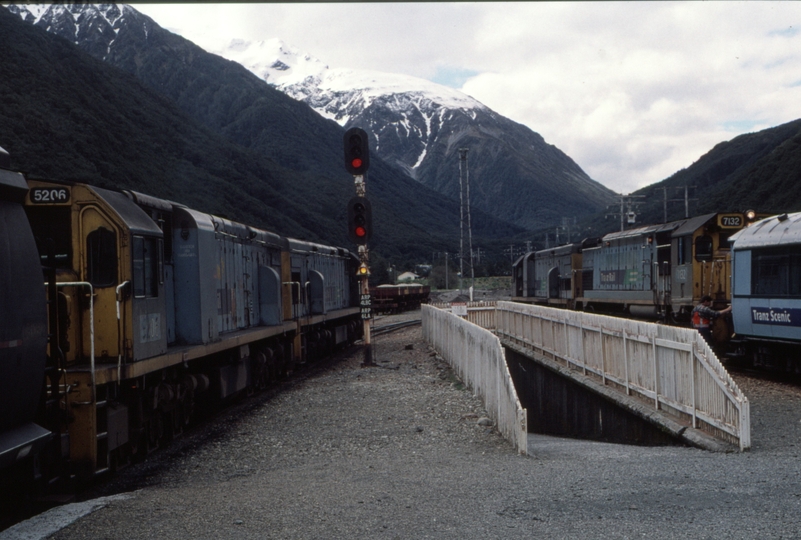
left=133, top=2, right=801, bottom=195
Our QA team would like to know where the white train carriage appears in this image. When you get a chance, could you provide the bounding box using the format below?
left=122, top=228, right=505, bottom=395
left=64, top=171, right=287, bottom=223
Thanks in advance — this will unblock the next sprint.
left=730, top=212, right=801, bottom=370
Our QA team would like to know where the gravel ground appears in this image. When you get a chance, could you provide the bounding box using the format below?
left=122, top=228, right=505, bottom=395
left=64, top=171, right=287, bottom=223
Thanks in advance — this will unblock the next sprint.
left=7, top=312, right=801, bottom=539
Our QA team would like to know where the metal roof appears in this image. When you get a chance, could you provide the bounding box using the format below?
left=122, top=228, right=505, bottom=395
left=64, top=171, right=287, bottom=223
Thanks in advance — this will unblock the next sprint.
left=94, top=186, right=164, bottom=236
left=603, top=220, right=681, bottom=242
left=671, top=213, right=717, bottom=237
left=730, top=213, right=801, bottom=249
left=535, top=243, right=581, bottom=257
left=601, top=213, right=720, bottom=242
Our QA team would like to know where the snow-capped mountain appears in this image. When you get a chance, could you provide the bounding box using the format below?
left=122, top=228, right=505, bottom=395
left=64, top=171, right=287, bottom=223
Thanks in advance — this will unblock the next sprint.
left=8, top=3, right=616, bottom=231
left=9, top=3, right=139, bottom=60
left=215, top=39, right=616, bottom=229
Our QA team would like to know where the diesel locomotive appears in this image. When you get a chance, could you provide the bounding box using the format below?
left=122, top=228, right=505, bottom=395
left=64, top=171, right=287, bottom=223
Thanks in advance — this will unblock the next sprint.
left=0, top=149, right=363, bottom=487
left=512, top=211, right=762, bottom=344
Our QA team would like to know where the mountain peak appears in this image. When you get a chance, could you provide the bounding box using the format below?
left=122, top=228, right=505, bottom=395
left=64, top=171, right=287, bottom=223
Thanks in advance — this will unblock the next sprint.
left=213, top=38, right=487, bottom=123
left=10, top=3, right=128, bottom=29
left=219, top=38, right=329, bottom=87
left=208, top=32, right=613, bottom=229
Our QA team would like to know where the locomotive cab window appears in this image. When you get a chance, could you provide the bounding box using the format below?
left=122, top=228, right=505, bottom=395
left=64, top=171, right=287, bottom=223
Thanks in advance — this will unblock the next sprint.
left=86, top=227, right=117, bottom=287
left=694, top=235, right=713, bottom=262
left=133, top=235, right=160, bottom=298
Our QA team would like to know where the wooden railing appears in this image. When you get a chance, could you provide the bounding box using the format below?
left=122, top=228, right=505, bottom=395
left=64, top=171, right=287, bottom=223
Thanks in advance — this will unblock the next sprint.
left=494, top=301, right=750, bottom=450
left=422, top=305, right=527, bottom=454
left=428, top=301, right=497, bottom=330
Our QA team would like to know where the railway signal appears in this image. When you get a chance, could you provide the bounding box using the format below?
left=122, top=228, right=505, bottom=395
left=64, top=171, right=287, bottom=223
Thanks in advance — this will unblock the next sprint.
left=343, top=126, right=374, bottom=366
left=347, top=196, right=372, bottom=245
left=344, top=127, right=370, bottom=175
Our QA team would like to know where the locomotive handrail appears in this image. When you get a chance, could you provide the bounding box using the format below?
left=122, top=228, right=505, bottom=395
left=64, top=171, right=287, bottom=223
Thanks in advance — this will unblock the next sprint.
left=115, top=281, right=130, bottom=382
left=284, top=281, right=303, bottom=319
left=115, top=281, right=130, bottom=320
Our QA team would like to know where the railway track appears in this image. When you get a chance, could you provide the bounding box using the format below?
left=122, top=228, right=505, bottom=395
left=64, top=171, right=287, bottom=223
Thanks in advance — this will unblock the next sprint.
left=371, top=319, right=422, bottom=336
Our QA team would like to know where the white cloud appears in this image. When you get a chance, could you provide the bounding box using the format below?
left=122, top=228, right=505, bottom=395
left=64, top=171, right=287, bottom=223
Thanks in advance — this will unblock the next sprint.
left=133, top=2, right=801, bottom=195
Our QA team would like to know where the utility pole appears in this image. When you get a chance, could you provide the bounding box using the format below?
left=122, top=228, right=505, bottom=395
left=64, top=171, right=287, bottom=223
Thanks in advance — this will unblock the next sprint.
left=445, top=252, right=449, bottom=290
left=458, top=148, right=474, bottom=299
left=607, top=193, right=645, bottom=231
left=662, top=186, right=697, bottom=222
left=560, top=217, right=576, bottom=244
left=683, top=185, right=697, bottom=218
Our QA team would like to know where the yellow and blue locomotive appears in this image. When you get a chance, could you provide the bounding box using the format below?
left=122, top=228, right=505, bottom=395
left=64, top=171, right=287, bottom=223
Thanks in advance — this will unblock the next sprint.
left=1, top=152, right=362, bottom=485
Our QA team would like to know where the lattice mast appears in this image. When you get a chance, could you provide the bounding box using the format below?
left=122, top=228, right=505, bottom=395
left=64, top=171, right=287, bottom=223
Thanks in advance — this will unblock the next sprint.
left=458, top=148, right=474, bottom=295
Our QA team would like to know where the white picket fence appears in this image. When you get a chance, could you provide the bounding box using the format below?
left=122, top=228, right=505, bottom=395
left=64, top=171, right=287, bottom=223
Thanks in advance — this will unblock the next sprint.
left=494, top=301, right=750, bottom=450
left=422, top=305, right=527, bottom=454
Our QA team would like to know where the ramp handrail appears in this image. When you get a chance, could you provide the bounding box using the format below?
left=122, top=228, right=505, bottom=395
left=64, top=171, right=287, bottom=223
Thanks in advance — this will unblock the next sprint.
left=422, top=305, right=527, bottom=454
left=428, top=301, right=497, bottom=330
left=494, top=301, right=750, bottom=450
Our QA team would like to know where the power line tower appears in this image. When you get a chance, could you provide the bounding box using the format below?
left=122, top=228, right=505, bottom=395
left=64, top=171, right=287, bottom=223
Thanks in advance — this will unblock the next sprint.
left=458, top=148, right=474, bottom=296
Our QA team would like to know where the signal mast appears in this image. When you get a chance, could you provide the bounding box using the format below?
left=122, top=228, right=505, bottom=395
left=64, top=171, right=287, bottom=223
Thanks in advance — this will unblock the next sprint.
left=344, top=127, right=374, bottom=366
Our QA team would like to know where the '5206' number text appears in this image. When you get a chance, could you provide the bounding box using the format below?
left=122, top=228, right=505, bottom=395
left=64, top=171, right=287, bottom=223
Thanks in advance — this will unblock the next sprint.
left=30, top=187, right=70, bottom=204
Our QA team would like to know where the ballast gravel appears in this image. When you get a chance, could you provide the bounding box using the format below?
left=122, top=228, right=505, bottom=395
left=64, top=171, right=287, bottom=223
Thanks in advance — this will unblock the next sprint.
left=22, top=315, right=801, bottom=539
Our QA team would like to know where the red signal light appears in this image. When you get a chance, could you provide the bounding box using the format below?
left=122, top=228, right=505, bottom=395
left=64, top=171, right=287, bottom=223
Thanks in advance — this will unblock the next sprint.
left=347, top=196, right=372, bottom=245
left=344, top=127, right=370, bottom=175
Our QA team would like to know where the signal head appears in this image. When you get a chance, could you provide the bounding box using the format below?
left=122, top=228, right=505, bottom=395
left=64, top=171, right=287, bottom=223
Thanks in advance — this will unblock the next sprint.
left=344, top=127, right=370, bottom=175
left=347, top=196, right=372, bottom=245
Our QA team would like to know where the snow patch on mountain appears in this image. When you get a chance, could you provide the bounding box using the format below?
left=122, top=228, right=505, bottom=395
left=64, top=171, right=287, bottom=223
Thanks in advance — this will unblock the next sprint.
left=10, top=3, right=130, bottom=52
left=211, top=38, right=487, bottom=126
left=14, top=3, right=126, bottom=27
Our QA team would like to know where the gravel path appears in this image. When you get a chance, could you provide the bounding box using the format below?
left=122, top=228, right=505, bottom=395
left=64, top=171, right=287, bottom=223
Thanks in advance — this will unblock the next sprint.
left=8, top=314, right=801, bottom=539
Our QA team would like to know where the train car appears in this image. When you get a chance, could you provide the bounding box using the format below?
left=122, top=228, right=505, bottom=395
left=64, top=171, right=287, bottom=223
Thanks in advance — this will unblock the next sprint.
left=370, top=284, right=430, bottom=313
left=729, top=212, right=801, bottom=371
left=7, top=174, right=362, bottom=481
left=512, top=240, right=598, bottom=308
left=0, top=148, right=51, bottom=483
left=513, top=212, right=761, bottom=331
left=580, top=220, right=677, bottom=317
